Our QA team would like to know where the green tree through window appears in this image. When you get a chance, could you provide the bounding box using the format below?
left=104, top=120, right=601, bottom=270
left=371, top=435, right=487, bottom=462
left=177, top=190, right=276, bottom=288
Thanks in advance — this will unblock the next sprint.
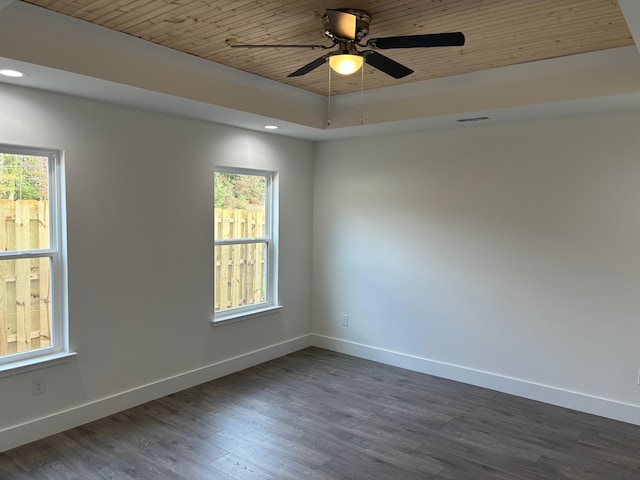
left=214, top=172, right=264, bottom=210
left=0, top=154, right=49, bottom=200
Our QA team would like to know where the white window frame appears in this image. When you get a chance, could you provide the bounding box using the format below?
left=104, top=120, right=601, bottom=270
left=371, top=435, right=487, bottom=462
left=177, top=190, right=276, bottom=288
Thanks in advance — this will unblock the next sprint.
left=0, top=144, right=72, bottom=376
left=213, top=166, right=280, bottom=324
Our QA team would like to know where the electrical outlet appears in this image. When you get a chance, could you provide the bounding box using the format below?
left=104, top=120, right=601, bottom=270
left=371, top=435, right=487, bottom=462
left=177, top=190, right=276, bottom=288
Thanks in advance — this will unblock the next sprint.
left=32, top=376, right=46, bottom=396
left=341, top=314, right=349, bottom=327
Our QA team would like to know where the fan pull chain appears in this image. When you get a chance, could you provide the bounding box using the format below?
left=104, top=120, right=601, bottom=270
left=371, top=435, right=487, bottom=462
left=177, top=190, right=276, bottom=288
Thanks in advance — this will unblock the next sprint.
left=327, top=64, right=332, bottom=127
left=360, top=62, right=365, bottom=125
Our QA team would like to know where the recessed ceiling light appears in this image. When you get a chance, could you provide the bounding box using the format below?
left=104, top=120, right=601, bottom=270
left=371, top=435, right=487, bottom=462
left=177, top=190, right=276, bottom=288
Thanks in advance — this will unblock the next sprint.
left=264, top=125, right=279, bottom=130
left=0, top=69, right=25, bottom=78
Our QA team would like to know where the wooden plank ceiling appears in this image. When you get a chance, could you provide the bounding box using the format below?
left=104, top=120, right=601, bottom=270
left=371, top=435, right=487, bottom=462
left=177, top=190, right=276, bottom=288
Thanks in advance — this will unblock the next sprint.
left=21, top=0, right=634, bottom=96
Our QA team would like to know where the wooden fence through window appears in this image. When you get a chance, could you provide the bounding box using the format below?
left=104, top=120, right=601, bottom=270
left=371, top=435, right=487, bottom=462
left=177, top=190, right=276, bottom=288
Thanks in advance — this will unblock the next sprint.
left=2, top=204, right=269, bottom=352
left=214, top=208, right=266, bottom=312
left=0, top=199, right=50, bottom=356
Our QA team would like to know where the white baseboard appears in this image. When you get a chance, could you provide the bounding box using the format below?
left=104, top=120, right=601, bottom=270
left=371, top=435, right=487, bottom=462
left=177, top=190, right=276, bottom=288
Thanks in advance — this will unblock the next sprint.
left=0, top=334, right=312, bottom=453
left=5, top=332, right=638, bottom=453
left=311, top=334, right=640, bottom=427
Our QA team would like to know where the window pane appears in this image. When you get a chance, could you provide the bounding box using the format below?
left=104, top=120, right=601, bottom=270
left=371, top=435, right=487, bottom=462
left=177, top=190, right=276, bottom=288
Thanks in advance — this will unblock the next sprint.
left=214, top=242, right=267, bottom=312
left=0, top=154, right=49, bottom=251
left=0, top=257, right=52, bottom=356
left=214, top=172, right=265, bottom=240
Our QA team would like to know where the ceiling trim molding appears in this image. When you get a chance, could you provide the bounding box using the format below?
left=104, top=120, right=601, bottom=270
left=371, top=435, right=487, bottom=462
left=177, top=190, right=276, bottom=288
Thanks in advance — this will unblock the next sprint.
left=619, top=0, right=640, bottom=57
left=1, top=1, right=640, bottom=141
left=0, top=1, right=326, bottom=128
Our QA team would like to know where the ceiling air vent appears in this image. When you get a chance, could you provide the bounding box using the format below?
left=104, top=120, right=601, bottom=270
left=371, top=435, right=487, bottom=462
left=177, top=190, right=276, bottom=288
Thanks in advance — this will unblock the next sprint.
left=456, top=116, right=490, bottom=123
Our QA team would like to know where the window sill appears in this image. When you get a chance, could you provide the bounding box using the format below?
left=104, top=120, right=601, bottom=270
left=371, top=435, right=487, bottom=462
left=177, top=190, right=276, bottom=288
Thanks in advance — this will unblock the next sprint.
left=0, top=351, right=77, bottom=378
left=212, top=305, right=283, bottom=326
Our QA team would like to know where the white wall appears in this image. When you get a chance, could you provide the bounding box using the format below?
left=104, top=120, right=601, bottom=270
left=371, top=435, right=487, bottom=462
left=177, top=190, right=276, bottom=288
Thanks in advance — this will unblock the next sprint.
left=0, top=83, right=314, bottom=451
left=312, top=111, right=640, bottom=423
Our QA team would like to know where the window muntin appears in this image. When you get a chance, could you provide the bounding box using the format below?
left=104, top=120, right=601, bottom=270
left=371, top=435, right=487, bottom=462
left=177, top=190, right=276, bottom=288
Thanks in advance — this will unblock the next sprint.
left=0, top=146, right=66, bottom=368
left=214, top=168, right=276, bottom=321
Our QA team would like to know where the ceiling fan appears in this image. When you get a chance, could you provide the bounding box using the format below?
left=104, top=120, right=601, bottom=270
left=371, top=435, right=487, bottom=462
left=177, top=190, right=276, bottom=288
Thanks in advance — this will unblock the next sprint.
left=230, top=8, right=465, bottom=79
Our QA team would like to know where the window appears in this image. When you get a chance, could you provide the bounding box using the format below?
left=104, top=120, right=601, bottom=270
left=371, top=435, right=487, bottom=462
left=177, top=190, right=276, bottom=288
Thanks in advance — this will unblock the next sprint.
left=214, top=167, right=278, bottom=322
left=0, top=145, right=69, bottom=373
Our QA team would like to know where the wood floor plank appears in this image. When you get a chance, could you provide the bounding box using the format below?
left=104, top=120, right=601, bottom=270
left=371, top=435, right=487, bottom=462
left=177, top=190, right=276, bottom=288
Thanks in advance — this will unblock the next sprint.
left=0, top=456, right=37, bottom=480
left=2, top=346, right=640, bottom=479
left=209, top=452, right=279, bottom=480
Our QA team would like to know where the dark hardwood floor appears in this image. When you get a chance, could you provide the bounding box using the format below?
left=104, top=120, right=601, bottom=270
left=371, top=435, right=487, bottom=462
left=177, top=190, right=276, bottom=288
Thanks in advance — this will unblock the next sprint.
left=2, top=347, right=640, bottom=479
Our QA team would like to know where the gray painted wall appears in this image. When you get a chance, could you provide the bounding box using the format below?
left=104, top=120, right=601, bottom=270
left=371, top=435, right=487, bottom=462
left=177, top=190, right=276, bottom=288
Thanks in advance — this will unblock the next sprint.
left=313, top=111, right=640, bottom=415
left=0, top=83, right=314, bottom=449
left=3, top=79, right=640, bottom=450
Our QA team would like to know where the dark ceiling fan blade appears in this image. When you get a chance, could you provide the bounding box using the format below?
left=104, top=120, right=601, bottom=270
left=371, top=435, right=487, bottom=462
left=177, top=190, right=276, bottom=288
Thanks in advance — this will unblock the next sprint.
left=230, top=44, right=331, bottom=49
left=326, top=9, right=357, bottom=40
left=287, top=54, right=329, bottom=77
left=366, top=32, right=465, bottom=49
left=364, top=51, right=413, bottom=79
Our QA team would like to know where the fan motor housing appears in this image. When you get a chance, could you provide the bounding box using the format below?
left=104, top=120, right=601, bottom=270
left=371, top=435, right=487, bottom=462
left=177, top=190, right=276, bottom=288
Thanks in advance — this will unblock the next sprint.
left=323, top=9, right=372, bottom=41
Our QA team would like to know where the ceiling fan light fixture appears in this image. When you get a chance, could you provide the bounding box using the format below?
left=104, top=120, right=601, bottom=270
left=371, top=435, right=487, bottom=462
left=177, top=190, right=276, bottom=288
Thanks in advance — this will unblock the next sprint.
left=329, top=54, right=363, bottom=75
left=233, top=8, right=464, bottom=81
